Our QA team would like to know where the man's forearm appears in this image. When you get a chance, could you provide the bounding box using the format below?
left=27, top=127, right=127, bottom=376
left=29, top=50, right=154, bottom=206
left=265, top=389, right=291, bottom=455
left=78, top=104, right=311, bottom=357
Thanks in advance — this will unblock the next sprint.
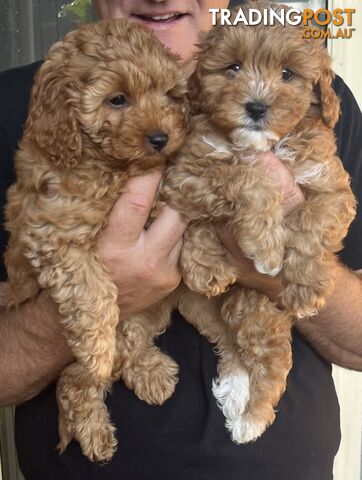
left=0, top=288, right=73, bottom=405
left=294, top=264, right=362, bottom=370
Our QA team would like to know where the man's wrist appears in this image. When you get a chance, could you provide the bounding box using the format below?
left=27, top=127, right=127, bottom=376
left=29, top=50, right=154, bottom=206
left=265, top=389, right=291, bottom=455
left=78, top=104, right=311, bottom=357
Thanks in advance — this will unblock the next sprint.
left=0, top=289, right=74, bottom=405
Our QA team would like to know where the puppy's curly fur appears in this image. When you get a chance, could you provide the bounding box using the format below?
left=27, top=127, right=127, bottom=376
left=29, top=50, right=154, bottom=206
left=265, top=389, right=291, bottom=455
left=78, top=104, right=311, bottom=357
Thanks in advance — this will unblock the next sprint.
left=118, top=2, right=356, bottom=445
left=5, top=19, right=189, bottom=461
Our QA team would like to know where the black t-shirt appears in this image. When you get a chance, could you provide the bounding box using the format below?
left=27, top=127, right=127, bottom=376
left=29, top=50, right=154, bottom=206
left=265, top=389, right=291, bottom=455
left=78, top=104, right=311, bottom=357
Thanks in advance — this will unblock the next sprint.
left=0, top=62, right=361, bottom=480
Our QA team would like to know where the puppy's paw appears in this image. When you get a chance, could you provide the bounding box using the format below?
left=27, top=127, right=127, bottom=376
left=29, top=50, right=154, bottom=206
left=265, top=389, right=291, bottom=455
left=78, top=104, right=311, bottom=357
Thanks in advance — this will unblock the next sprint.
left=57, top=415, right=73, bottom=454
left=281, top=284, right=325, bottom=318
left=228, top=411, right=272, bottom=444
left=252, top=251, right=284, bottom=277
left=125, top=354, right=179, bottom=405
left=213, top=371, right=275, bottom=444
left=79, top=420, right=118, bottom=463
left=212, top=371, right=250, bottom=423
left=57, top=394, right=117, bottom=462
left=183, top=264, right=237, bottom=297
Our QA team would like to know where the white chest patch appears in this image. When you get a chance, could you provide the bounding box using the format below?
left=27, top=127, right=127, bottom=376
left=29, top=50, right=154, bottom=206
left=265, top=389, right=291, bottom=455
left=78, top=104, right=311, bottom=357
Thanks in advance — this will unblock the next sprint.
left=202, top=135, right=230, bottom=154
left=273, top=140, right=297, bottom=164
left=231, top=128, right=279, bottom=152
left=273, top=138, right=327, bottom=186
left=294, top=162, right=327, bottom=185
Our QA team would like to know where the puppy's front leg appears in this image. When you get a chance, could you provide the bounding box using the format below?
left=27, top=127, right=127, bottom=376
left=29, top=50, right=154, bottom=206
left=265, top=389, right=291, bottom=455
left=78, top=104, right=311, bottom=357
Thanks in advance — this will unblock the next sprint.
left=180, top=222, right=239, bottom=296
left=38, top=246, right=119, bottom=461
left=165, top=162, right=286, bottom=281
left=223, top=165, right=286, bottom=277
left=39, top=247, right=119, bottom=382
left=281, top=165, right=356, bottom=317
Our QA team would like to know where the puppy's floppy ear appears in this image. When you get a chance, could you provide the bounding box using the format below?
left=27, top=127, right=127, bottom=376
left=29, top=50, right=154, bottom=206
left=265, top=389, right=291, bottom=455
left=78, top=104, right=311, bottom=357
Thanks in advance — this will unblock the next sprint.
left=187, top=30, right=217, bottom=115
left=316, top=55, right=340, bottom=129
left=26, top=39, right=82, bottom=169
left=188, top=69, right=203, bottom=115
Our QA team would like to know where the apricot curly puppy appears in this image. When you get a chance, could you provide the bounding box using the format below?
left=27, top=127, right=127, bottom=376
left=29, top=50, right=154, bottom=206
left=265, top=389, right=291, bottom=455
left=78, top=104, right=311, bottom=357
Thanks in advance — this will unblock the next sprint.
left=4, top=19, right=189, bottom=461
left=118, top=2, right=356, bottom=444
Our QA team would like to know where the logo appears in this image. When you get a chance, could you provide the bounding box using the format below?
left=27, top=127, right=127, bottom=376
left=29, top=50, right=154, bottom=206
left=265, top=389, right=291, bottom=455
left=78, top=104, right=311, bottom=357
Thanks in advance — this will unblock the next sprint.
left=302, top=8, right=355, bottom=39
left=209, top=8, right=356, bottom=40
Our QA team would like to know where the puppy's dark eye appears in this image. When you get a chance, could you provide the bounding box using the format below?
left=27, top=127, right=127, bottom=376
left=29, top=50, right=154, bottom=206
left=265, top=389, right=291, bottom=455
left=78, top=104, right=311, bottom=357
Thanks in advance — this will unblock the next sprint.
left=108, top=94, right=127, bottom=108
left=226, top=63, right=242, bottom=73
left=282, top=68, right=293, bottom=81
left=225, top=63, right=242, bottom=79
left=167, top=91, right=184, bottom=103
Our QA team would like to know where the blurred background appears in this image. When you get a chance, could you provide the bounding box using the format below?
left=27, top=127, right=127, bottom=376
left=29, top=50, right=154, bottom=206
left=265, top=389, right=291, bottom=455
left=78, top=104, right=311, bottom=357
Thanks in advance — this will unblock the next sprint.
left=0, top=1, right=361, bottom=479
left=0, top=0, right=360, bottom=105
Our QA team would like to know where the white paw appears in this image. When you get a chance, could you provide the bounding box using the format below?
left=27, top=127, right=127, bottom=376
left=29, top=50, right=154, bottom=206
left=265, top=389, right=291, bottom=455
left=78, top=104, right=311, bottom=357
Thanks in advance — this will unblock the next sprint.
left=295, top=308, right=318, bottom=319
left=227, top=414, right=267, bottom=444
left=212, top=371, right=268, bottom=444
left=254, top=258, right=282, bottom=277
left=212, top=371, right=250, bottom=423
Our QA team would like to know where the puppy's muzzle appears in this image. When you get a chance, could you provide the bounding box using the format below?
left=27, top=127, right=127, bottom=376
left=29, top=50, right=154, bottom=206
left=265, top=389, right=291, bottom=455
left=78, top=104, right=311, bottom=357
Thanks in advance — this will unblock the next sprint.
left=246, top=101, right=268, bottom=121
left=146, top=131, right=169, bottom=152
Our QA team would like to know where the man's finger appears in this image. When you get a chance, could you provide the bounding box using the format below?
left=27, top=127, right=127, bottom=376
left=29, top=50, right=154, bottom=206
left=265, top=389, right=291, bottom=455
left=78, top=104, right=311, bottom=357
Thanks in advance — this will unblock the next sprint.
left=168, top=237, right=184, bottom=264
left=147, top=206, right=188, bottom=254
left=256, top=152, right=304, bottom=214
left=215, top=223, right=243, bottom=259
left=105, top=171, right=162, bottom=244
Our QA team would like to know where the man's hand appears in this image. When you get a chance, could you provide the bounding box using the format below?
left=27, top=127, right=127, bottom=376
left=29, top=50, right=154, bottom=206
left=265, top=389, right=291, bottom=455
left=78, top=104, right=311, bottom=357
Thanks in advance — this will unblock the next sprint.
left=98, top=170, right=188, bottom=317
left=256, top=152, right=304, bottom=215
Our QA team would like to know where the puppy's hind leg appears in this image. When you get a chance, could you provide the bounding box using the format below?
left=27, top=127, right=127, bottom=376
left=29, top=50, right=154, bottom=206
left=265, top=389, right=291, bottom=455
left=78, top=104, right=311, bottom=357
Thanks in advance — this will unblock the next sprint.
left=175, top=286, right=253, bottom=436
left=113, top=297, right=179, bottom=405
left=57, top=363, right=117, bottom=463
left=218, top=288, right=292, bottom=443
left=175, top=283, right=226, bottom=345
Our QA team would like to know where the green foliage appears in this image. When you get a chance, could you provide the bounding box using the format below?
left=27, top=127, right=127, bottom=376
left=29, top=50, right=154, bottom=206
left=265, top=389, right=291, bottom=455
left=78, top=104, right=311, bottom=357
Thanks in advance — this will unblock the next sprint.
left=58, top=0, right=94, bottom=23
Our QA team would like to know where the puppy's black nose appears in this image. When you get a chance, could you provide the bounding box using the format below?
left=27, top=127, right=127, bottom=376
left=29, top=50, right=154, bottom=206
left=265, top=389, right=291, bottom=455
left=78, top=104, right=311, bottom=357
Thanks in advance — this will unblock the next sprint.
left=147, top=132, right=169, bottom=151
left=246, top=101, right=268, bottom=121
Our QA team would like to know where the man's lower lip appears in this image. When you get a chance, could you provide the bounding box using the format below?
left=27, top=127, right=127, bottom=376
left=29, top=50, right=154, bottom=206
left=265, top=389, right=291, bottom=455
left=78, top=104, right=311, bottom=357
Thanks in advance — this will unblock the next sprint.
left=131, top=14, right=187, bottom=27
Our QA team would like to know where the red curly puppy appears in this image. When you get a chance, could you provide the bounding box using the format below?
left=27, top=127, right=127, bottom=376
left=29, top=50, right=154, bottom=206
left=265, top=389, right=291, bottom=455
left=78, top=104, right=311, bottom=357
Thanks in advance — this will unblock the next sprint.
left=5, top=19, right=189, bottom=461
left=118, top=1, right=356, bottom=445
